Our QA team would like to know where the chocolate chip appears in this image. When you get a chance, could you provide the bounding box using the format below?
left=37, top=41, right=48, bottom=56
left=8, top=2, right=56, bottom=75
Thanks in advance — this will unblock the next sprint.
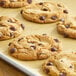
left=42, top=34, right=47, bottom=35
left=57, top=4, right=62, bottom=7
left=60, top=18, right=65, bottom=22
left=61, top=60, right=63, bottom=62
left=38, top=43, right=42, bottom=46
left=65, top=24, right=70, bottom=28
left=51, top=16, right=58, bottom=20
left=18, top=38, right=23, bottom=42
left=0, top=1, right=5, bottom=6
left=59, top=72, right=66, bottom=76
left=10, top=48, right=16, bottom=54
left=51, top=47, right=57, bottom=52
left=54, top=39, right=59, bottom=42
left=39, top=2, right=43, bottom=5
left=10, top=26, right=16, bottom=31
left=27, top=0, right=32, bottom=4
left=10, top=32, right=13, bottom=37
left=45, top=68, right=50, bottom=73
left=42, top=8, right=48, bottom=11
left=39, top=16, right=45, bottom=20
left=30, top=46, right=36, bottom=50
left=8, top=43, right=12, bottom=46
left=63, top=10, right=68, bottom=14
left=47, top=62, right=53, bottom=66
left=20, top=10, right=23, bottom=14
left=8, top=19, right=14, bottom=23
left=21, top=24, right=25, bottom=30
left=64, top=33, right=68, bottom=38
left=69, top=65, right=72, bottom=68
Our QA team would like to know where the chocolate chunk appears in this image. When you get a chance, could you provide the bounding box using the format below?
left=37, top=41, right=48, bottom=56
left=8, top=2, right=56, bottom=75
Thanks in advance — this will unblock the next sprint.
left=59, top=72, right=66, bottom=76
left=61, top=60, right=63, bottom=62
left=30, top=46, right=36, bottom=50
left=27, top=0, right=32, bottom=4
left=10, top=48, right=16, bottom=54
left=45, top=68, right=50, bottom=73
left=39, top=16, right=45, bottom=20
left=0, top=1, right=5, bottom=6
left=60, top=18, right=65, bottom=22
left=57, top=4, right=62, bottom=7
left=51, top=47, right=57, bottom=52
left=38, top=43, right=42, bottom=46
left=65, top=24, right=70, bottom=28
left=47, top=62, right=53, bottom=66
left=54, top=39, right=59, bottom=42
left=42, top=8, right=48, bottom=11
left=10, top=32, right=13, bottom=37
left=39, top=2, right=43, bottom=5
left=10, top=26, right=16, bottom=31
left=20, top=10, right=23, bottom=14
left=64, top=33, right=68, bottom=38
left=42, top=34, right=47, bottom=35
left=21, top=24, right=25, bottom=30
left=69, top=65, right=72, bottom=68
left=8, top=43, right=12, bottom=46
left=18, top=38, right=23, bottom=42
left=51, top=16, right=58, bottom=20
left=8, top=19, right=14, bottom=23
left=63, top=10, right=68, bottom=14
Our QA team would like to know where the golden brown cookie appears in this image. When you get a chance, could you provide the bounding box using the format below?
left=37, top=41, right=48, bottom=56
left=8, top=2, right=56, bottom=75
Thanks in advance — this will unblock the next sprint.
left=8, top=34, right=62, bottom=60
left=0, top=0, right=33, bottom=8
left=0, top=16, right=25, bottom=40
left=57, top=16, right=76, bottom=39
left=21, top=2, right=68, bottom=23
left=42, top=53, right=76, bottom=76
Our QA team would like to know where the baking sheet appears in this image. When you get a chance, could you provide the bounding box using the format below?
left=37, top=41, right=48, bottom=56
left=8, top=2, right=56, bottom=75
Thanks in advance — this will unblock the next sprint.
left=0, top=0, right=76, bottom=76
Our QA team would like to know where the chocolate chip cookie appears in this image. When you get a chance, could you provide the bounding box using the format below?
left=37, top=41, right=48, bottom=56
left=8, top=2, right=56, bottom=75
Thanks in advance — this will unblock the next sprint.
left=21, top=2, right=68, bottom=23
left=0, top=16, right=25, bottom=40
left=8, top=34, right=62, bottom=60
left=0, top=0, right=33, bottom=8
left=57, top=16, right=76, bottom=39
left=42, top=53, right=76, bottom=76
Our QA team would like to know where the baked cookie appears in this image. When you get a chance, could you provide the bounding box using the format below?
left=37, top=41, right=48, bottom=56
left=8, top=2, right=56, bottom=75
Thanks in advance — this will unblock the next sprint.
left=0, top=0, right=33, bottom=8
left=8, top=34, right=62, bottom=60
left=20, top=2, right=68, bottom=23
left=0, top=16, right=25, bottom=40
left=57, top=16, right=76, bottom=38
left=42, top=53, right=76, bottom=76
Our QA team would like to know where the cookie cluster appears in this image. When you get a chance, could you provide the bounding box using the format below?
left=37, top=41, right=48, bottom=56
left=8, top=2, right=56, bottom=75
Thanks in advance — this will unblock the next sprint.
left=0, top=0, right=76, bottom=76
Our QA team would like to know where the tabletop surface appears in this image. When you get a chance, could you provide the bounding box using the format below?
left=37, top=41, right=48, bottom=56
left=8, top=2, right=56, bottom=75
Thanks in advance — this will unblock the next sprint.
left=0, top=59, right=28, bottom=76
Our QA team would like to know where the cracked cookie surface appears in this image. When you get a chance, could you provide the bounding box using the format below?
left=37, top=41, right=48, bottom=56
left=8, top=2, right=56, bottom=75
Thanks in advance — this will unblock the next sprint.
left=0, top=16, right=25, bottom=40
left=57, top=16, right=76, bottom=39
left=42, top=53, right=76, bottom=76
left=21, top=2, right=68, bottom=23
left=0, top=0, right=33, bottom=8
left=8, top=34, right=62, bottom=60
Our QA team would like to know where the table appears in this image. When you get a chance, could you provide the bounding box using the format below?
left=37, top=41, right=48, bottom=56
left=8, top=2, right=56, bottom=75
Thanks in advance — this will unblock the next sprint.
left=0, top=59, right=28, bottom=76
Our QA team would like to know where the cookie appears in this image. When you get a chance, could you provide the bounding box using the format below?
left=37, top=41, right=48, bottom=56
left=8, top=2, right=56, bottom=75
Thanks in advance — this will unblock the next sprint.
left=8, top=34, right=62, bottom=60
left=21, top=2, right=68, bottom=23
left=0, top=0, right=33, bottom=8
left=42, top=53, right=76, bottom=76
left=0, top=16, right=25, bottom=40
left=57, top=16, right=76, bottom=38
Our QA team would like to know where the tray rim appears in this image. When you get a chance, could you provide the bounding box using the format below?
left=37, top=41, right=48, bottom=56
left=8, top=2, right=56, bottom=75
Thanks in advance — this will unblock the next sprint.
left=0, top=52, right=42, bottom=76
